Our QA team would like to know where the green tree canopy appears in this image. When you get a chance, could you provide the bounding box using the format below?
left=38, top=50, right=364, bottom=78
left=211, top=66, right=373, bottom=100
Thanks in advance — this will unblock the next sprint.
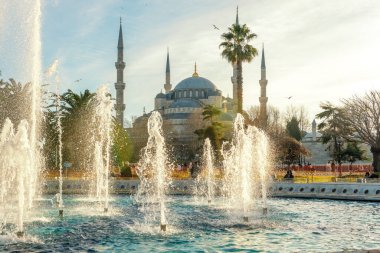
left=286, top=117, right=302, bottom=141
left=316, top=102, right=353, bottom=163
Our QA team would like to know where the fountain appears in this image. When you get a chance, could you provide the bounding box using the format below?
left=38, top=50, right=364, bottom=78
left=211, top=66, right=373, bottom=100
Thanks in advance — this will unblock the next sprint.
left=194, top=138, right=215, bottom=203
left=93, top=85, right=113, bottom=212
left=0, top=0, right=43, bottom=236
left=45, top=60, right=64, bottom=217
left=0, top=119, right=33, bottom=237
left=221, top=114, right=271, bottom=221
left=135, top=111, right=171, bottom=232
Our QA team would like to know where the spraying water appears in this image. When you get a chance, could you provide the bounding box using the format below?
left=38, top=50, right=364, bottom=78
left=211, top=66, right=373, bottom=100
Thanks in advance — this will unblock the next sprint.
left=45, top=60, right=64, bottom=215
left=222, top=114, right=271, bottom=221
left=135, top=111, right=171, bottom=232
left=256, top=130, right=270, bottom=213
left=0, top=0, right=43, bottom=236
left=93, top=85, right=113, bottom=212
left=194, top=138, right=215, bottom=203
left=0, top=119, right=33, bottom=236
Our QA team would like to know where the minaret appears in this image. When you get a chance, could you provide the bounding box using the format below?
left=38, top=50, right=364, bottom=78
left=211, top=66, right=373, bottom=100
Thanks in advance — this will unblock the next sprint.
left=259, top=44, right=268, bottom=127
left=231, top=6, right=239, bottom=113
left=115, top=18, right=126, bottom=126
left=236, top=6, right=239, bottom=26
left=164, top=49, right=172, bottom=93
left=312, top=119, right=317, bottom=141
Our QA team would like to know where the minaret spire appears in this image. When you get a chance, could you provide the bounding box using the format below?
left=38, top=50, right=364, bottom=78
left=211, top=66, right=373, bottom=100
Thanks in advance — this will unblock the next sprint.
left=312, top=119, right=317, bottom=141
left=235, top=6, right=239, bottom=26
left=261, top=43, right=266, bottom=69
left=259, top=44, right=268, bottom=128
left=164, top=48, right=172, bottom=93
left=115, top=18, right=126, bottom=126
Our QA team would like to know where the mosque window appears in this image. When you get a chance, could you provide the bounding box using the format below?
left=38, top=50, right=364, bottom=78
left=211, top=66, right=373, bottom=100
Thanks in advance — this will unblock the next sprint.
left=179, top=91, right=182, bottom=98
left=184, top=90, right=187, bottom=97
left=201, top=90, right=205, bottom=98
left=195, top=90, right=199, bottom=97
left=190, top=90, right=193, bottom=97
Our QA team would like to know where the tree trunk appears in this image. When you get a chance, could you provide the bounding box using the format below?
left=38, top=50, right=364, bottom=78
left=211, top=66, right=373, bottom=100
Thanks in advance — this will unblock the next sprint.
left=236, top=60, right=243, bottom=114
left=371, top=146, right=380, bottom=173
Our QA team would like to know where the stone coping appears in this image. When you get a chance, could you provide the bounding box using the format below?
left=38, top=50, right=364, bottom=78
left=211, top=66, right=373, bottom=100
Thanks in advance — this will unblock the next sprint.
left=41, top=179, right=380, bottom=202
left=272, top=182, right=380, bottom=202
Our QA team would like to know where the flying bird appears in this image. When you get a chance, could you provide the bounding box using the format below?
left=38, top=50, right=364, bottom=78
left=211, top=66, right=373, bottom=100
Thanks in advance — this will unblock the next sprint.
left=74, top=79, right=82, bottom=83
left=287, top=96, right=292, bottom=99
left=213, top=24, right=220, bottom=30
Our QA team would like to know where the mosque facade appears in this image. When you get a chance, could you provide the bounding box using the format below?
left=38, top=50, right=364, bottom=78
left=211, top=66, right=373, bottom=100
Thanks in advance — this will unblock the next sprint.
left=116, top=9, right=268, bottom=162
left=127, top=53, right=235, bottom=162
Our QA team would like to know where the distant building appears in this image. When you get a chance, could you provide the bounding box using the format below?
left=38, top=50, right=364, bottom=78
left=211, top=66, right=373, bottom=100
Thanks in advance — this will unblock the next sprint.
left=301, top=119, right=372, bottom=165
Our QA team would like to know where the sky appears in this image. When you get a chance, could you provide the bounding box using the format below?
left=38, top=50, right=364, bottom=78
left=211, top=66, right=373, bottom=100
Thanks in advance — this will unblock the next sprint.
left=1, top=0, right=380, bottom=128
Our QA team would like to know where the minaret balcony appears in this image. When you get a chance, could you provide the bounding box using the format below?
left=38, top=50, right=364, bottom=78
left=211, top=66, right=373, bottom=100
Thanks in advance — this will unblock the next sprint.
left=115, top=82, right=125, bottom=89
left=115, top=62, right=126, bottom=69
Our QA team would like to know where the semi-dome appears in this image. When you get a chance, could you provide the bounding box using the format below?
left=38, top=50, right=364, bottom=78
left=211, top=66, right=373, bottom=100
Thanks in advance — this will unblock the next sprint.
left=169, top=99, right=202, bottom=108
left=174, top=76, right=217, bottom=91
left=155, top=92, right=166, bottom=99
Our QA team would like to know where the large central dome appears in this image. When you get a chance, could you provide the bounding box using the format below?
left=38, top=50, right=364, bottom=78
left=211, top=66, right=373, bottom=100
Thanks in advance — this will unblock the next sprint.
left=174, top=76, right=217, bottom=91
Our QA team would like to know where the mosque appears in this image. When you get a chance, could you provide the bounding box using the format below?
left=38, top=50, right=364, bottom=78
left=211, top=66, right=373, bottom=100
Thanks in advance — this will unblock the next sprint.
left=114, top=9, right=269, bottom=161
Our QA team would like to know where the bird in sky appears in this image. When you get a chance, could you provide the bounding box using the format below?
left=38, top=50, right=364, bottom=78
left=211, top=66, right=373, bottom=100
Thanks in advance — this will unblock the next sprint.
left=74, top=79, right=82, bottom=83
left=213, top=24, right=220, bottom=30
left=287, top=96, right=292, bottom=99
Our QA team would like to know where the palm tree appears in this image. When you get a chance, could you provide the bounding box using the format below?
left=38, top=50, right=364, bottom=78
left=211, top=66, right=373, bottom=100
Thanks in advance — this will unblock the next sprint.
left=61, top=89, right=95, bottom=119
left=219, top=22, right=258, bottom=114
left=59, top=89, right=95, bottom=169
left=0, top=79, right=32, bottom=125
left=202, top=104, right=221, bottom=124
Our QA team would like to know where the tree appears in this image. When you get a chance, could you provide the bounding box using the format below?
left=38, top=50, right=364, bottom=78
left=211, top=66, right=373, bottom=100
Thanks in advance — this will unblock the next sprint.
left=195, top=105, right=226, bottom=159
left=112, top=120, right=133, bottom=167
left=278, top=136, right=310, bottom=166
left=60, top=89, right=96, bottom=169
left=246, top=104, right=309, bottom=166
left=0, top=79, right=32, bottom=126
left=284, top=105, right=309, bottom=137
left=220, top=23, right=258, bottom=113
left=202, top=104, right=221, bottom=124
left=286, top=117, right=302, bottom=141
left=341, top=142, right=367, bottom=165
left=341, top=91, right=380, bottom=172
left=41, top=110, right=59, bottom=169
left=316, top=102, right=352, bottom=163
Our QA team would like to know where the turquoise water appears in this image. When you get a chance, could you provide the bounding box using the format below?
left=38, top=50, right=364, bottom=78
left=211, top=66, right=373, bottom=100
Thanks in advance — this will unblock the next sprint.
left=1, top=196, right=379, bottom=252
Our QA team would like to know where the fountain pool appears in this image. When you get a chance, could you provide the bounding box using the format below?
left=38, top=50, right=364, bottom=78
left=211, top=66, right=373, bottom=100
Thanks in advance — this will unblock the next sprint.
left=0, top=195, right=379, bottom=252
